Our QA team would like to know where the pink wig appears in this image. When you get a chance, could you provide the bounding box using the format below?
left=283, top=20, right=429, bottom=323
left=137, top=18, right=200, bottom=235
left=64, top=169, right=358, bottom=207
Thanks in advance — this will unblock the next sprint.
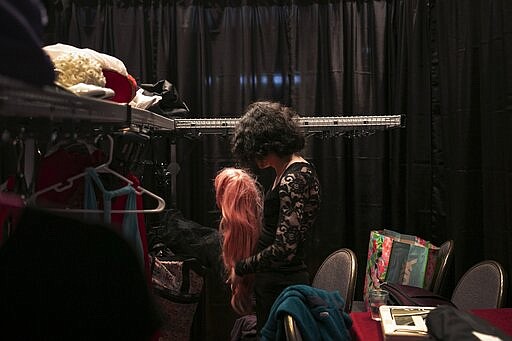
left=214, top=167, right=262, bottom=315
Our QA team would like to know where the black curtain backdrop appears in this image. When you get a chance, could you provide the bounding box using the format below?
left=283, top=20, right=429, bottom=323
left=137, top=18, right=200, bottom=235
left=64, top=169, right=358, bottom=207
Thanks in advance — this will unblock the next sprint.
left=43, top=0, right=512, bottom=339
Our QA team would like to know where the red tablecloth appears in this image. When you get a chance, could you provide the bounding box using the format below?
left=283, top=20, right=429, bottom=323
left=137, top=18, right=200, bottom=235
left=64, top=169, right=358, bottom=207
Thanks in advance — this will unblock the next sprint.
left=472, top=308, right=512, bottom=336
left=350, top=308, right=512, bottom=341
left=350, top=312, right=382, bottom=341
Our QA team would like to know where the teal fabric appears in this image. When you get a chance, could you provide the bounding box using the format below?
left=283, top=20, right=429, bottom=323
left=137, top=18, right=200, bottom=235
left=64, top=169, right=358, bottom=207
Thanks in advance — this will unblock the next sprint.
left=84, top=167, right=133, bottom=224
left=83, top=167, right=144, bottom=265
left=120, top=186, right=144, bottom=265
left=83, top=168, right=100, bottom=222
left=261, top=284, right=352, bottom=341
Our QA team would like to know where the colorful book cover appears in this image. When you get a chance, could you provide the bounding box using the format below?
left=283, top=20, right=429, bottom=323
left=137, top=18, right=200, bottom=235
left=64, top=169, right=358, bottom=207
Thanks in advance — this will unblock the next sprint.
left=402, top=244, right=429, bottom=287
left=386, top=241, right=411, bottom=284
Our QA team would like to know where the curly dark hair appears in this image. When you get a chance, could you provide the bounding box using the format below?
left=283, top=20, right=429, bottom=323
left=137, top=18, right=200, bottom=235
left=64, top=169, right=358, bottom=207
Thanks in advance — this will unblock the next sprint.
left=231, top=101, right=305, bottom=165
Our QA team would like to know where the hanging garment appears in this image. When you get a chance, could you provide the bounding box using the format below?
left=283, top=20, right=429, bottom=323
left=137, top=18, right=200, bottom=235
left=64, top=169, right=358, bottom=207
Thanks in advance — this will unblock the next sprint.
left=127, top=173, right=151, bottom=281
left=84, top=167, right=144, bottom=266
left=35, top=146, right=104, bottom=209
left=0, top=190, right=24, bottom=245
left=110, top=173, right=151, bottom=279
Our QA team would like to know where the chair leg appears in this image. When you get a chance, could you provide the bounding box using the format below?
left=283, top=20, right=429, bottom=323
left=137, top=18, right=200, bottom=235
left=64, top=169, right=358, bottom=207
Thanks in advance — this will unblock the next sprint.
left=351, top=300, right=366, bottom=312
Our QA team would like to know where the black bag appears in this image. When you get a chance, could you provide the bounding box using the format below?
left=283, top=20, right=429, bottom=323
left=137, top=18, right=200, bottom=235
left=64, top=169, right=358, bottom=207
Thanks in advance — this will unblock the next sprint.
left=150, top=245, right=206, bottom=304
left=381, top=282, right=456, bottom=307
left=147, top=209, right=221, bottom=274
left=150, top=245, right=206, bottom=341
left=426, top=305, right=512, bottom=341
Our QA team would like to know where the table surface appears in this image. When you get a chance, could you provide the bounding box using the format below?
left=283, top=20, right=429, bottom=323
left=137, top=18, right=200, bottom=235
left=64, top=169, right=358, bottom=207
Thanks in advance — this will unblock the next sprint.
left=350, top=308, right=512, bottom=341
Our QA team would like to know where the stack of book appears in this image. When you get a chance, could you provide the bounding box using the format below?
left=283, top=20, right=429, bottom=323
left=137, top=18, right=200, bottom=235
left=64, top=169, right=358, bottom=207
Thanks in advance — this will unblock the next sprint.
left=379, top=305, right=436, bottom=340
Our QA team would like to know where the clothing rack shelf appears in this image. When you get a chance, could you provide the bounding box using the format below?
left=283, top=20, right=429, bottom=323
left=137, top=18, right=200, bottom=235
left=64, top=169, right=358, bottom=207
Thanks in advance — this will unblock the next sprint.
left=1, top=75, right=406, bottom=212
left=1, top=76, right=404, bottom=135
left=0, top=76, right=175, bottom=132
left=173, top=115, right=403, bottom=135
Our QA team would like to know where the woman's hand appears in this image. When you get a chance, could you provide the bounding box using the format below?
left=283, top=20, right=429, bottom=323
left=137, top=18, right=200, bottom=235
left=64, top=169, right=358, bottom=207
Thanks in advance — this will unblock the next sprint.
left=227, top=266, right=238, bottom=291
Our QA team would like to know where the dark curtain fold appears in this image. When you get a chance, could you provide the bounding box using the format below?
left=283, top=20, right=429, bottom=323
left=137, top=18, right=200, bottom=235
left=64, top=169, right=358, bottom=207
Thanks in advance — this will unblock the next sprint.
left=42, top=0, right=512, bottom=339
left=432, top=0, right=512, bottom=297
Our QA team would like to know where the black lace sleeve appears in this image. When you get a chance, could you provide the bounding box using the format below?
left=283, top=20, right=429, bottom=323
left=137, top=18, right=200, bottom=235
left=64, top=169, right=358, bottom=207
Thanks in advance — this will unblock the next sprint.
left=235, top=164, right=320, bottom=275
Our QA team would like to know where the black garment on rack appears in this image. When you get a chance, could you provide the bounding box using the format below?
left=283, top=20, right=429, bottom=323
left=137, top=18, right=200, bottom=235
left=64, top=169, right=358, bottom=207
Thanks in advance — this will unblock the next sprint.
left=0, top=207, right=160, bottom=341
left=139, top=80, right=191, bottom=118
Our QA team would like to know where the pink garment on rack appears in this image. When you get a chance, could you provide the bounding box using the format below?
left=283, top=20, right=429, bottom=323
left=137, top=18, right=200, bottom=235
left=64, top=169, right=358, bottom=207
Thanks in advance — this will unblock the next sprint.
left=35, top=148, right=104, bottom=208
left=0, top=186, right=24, bottom=245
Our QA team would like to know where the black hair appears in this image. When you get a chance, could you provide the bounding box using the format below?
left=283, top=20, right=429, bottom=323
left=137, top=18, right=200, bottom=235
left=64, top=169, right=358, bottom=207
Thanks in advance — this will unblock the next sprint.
left=231, top=101, right=305, bottom=165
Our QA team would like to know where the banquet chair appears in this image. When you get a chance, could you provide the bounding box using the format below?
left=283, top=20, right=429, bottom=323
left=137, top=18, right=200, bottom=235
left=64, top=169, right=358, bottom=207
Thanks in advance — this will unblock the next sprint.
left=281, top=249, right=356, bottom=340
left=312, top=248, right=358, bottom=312
left=281, top=286, right=352, bottom=341
left=431, top=240, right=455, bottom=294
left=451, top=260, right=507, bottom=311
left=284, top=314, right=303, bottom=341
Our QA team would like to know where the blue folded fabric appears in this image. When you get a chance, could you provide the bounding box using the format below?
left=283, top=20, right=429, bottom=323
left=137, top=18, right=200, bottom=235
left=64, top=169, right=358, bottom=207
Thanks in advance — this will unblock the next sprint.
left=261, top=284, right=353, bottom=341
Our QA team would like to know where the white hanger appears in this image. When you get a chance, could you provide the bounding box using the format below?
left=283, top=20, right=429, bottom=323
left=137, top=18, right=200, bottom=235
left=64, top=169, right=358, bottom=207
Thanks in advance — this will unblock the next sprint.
left=28, top=135, right=166, bottom=213
left=0, top=180, right=8, bottom=192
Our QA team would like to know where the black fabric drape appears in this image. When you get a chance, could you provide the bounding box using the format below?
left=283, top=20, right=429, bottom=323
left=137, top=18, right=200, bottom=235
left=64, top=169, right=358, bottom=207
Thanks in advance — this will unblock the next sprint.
left=41, top=0, right=512, bottom=339
left=432, top=0, right=512, bottom=297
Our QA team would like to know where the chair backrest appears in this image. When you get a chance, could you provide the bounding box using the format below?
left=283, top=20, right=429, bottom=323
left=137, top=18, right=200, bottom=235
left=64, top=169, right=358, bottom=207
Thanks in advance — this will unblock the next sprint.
left=451, top=260, right=507, bottom=311
left=312, top=248, right=357, bottom=312
left=431, top=240, right=454, bottom=294
left=284, top=314, right=303, bottom=341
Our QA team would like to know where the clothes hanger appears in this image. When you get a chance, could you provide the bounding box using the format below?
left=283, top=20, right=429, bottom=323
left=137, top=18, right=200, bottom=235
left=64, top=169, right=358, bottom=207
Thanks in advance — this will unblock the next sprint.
left=0, top=180, right=8, bottom=192
left=45, top=133, right=97, bottom=158
left=27, top=134, right=166, bottom=213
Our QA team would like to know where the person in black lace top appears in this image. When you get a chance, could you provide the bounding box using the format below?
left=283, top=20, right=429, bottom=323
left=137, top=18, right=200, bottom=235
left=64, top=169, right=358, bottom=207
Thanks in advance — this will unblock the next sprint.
left=230, top=101, right=321, bottom=334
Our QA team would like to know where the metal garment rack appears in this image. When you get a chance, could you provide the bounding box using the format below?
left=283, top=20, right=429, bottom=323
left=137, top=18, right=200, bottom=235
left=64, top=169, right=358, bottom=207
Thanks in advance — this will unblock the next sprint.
left=173, top=115, right=403, bottom=135
left=169, top=116, right=403, bottom=208
left=0, top=76, right=175, bottom=198
left=0, top=74, right=404, bottom=134
left=0, top=75, right=404, bottom=208
left=0, top=76, right=176, bottom=132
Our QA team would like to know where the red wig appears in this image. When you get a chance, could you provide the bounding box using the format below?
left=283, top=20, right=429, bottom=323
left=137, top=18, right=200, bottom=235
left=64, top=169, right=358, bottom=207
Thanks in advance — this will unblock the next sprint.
left=214, top=167, right=262, bottom=315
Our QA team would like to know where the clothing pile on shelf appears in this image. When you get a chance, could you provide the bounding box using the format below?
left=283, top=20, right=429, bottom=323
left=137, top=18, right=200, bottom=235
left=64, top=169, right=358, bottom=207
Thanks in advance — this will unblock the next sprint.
left=43, top=43, right=138, bottom=103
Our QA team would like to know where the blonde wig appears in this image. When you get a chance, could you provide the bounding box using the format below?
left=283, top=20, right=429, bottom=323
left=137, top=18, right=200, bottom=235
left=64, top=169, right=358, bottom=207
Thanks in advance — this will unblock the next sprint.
left=214, top=167, right=263, bottom=315
left=52, top=52, right=106, bottom=88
